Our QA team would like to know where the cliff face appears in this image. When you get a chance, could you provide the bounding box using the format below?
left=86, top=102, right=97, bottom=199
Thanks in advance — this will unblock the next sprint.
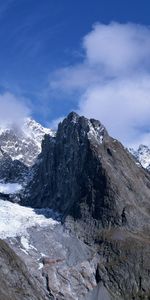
left=24, top=112, right=150, bottom=299
left=27, top=113, right=110, bottom=219
left=0, top=148, right=28, bottom=183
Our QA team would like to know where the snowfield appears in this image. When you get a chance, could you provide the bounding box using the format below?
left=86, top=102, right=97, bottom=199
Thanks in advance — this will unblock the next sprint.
left=0, top=199, right=59, bottom=240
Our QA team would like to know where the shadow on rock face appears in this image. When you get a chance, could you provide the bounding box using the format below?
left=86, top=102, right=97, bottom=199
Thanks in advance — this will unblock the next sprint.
left=33, top=207, right=61, bottom=220
left=84, top=283, right=117, bottom=300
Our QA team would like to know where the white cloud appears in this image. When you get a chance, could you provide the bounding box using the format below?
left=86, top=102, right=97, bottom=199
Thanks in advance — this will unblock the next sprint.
left=49, top=64, right=102, bottom=92
left=49, top=22, right=150, bottom=148
left=78, top=76, right=150, bottom=146
left=83, top=22, right=150, bottom=76
left=0, top=92, right=31, bottom=128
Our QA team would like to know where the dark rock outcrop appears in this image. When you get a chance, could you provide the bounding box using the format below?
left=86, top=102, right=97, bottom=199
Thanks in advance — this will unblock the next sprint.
left=0, top=147, right=28, bottom=183
left=26, top=112, right=150, bottom=231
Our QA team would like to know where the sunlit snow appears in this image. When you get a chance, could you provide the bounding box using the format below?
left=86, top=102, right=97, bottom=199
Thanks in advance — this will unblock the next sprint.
left=87, top=120, right=104, bottom=144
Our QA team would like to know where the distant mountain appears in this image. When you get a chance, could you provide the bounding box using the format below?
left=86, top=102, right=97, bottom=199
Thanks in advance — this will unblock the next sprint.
left=129, top=144, right=150, bottom=171
left=0, top=118, right=54, bottom=197
left=0, top=118, right=54, bottom=167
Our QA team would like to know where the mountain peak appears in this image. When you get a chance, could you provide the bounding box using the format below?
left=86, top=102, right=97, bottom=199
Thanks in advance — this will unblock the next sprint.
left=27, top=112, right=150, bottom=233
left=130, top=144, right=150, bottom=170
left=66, top=111, right=79, bottom=122
left=0, top=118, right=54, bottom=166
left=58, top=112, right=108, bottom=146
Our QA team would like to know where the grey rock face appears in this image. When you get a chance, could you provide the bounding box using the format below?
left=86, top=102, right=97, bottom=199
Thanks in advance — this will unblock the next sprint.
left=31, top=225, right=98, bottom=300
left=84, top=283, right=115, bottom=300
left=5, top=219, right=100, bottom=300
left=0, top=239, right=50, bottom=300
left=24, top=112, right=150, bottom=299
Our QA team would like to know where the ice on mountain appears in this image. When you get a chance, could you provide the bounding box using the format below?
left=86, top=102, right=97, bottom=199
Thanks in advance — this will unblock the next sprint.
left=20, top=236, right=37, bottom=254
left=21, top=236, right=31, bottom=251
left=87, top=120, right=104, bottom=144
left=0, top=199, right=59, bottom=239
left=23, top=117, right=55, bottom=148
left=0, top=183, right=22, bottom=194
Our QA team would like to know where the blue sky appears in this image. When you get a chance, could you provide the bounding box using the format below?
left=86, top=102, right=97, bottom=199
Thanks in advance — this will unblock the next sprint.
left=1, top=0, right=150, bottom=147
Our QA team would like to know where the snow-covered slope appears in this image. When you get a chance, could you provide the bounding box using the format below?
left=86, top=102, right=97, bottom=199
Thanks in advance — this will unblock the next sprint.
left=0, top=118, right=54, bottom=166
left=23, top=118, right=54, bottom=150
left=129, top=144, right=150, bottom=170
left=0, top=199, right=58, bottom=240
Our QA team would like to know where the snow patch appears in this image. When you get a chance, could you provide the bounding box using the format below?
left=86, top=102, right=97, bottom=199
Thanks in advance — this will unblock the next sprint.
left=21, top=236, right=31, bottom=251
left=0, top=183, right=22, bottom=194
left=38, top=263, right=44, bottom=270
left=12, top=154, right=23, bottom=161
left=87, top=121, right=104, bottom=144
left=20, top=236, right=37, bottom=254
left=41, top=252, right=46, bottom=257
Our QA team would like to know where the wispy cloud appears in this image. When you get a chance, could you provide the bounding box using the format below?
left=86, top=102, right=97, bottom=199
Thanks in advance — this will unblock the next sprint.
left=0, top=92, right=31, bottom=128
left=49, top=22, right=150, bottom=147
